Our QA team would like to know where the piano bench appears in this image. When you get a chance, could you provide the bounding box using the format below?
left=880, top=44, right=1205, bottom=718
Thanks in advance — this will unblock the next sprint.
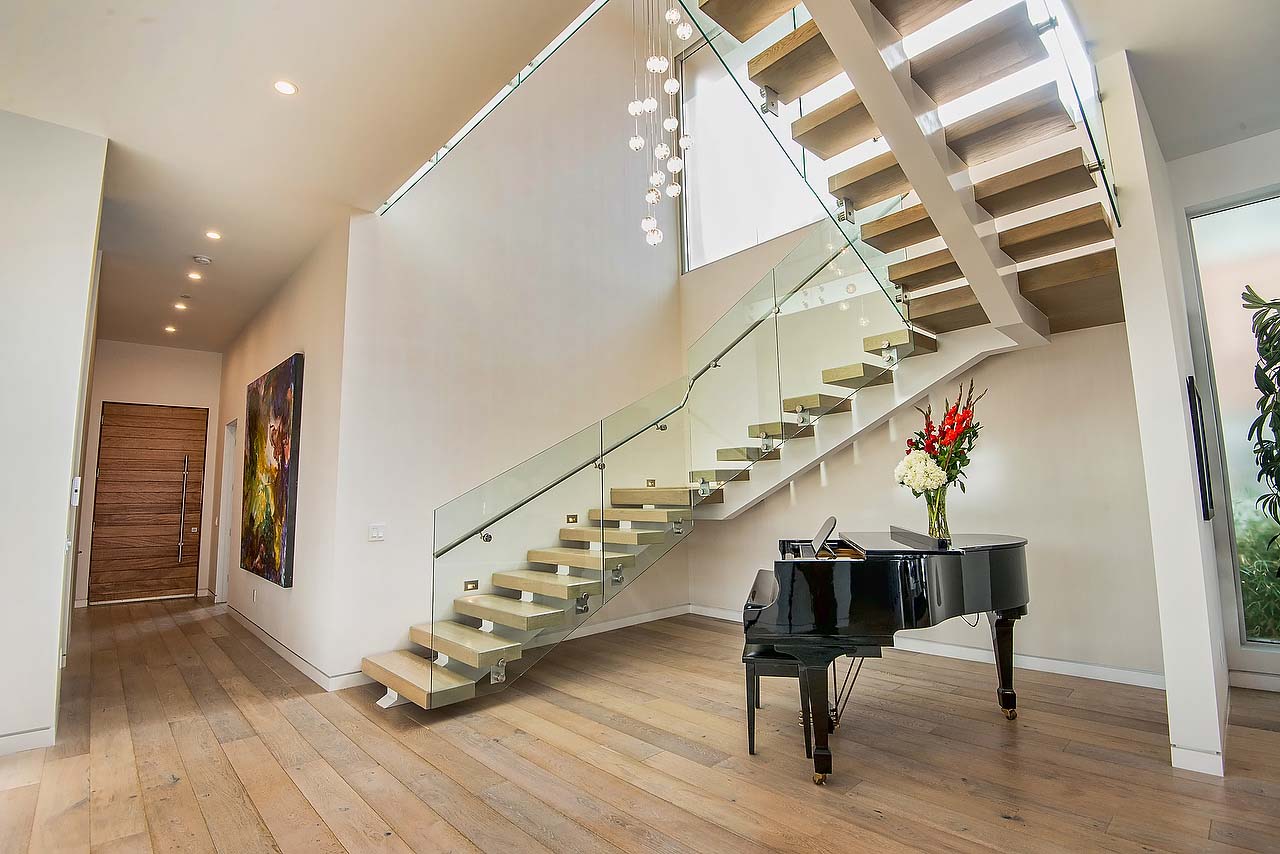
left=742, top=645, right=812, bottom=758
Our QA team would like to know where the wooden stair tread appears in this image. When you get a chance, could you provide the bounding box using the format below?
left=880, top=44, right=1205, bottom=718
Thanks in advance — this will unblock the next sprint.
left=907, top=286, right=988, bottom=334
left=872, top=0, right=967, bottom=36
left=527, top=547, right=636, bottom=570
left=861, top=203, right=938, bottom=253
left=698, top=0, right=797, bottom=43
left=946, top=81, right=1074, bottom=166
left=589, top=507, right=692, bottom=522
left=717, top=445, right=781, bottom=462
left=690, top=468, right=751, bottom=484
left=454, top=594, right=564, bottom=631
left=821, top=362, right=895, bottom=390
left=974, top=147, right=1096, bottom=217
left=747, top=20, right=838, bottom=104
left=792, top=89, right=877, bottom=160
left=829, top=150, right=910, bottom=210
left=560, top=525, right=667, bottom=545
left=782, top=392, right=852, bottom=414
left=911, top=3, right=1047, bottom=106
left=410, top=621, right=520, bottom=670
left=610, top=486, right=722, bottom=506
left=1019, top=248, right=1123, bottom=333
left=889, top=247, right=963, bottom=290
left=361, top=650, right=475, bottom=709
left=998, top=202, right=1112, bottom=262
left=492, top=569, right=603, bottom=599
left=863, top=328, right=938, bottom=356
left=746, top=421, right=815, bottom=440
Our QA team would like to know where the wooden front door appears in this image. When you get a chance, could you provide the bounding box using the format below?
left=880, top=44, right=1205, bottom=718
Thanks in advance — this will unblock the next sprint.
left=88, top=402, right=208, bottom=603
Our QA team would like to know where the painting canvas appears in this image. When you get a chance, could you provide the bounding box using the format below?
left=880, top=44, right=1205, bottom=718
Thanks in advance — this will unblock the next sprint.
left=242, top=353, right=304, bottom=587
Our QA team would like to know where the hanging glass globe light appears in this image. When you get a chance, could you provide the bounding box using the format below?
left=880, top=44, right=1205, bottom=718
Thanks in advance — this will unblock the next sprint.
left=666, top=155, right=684, bottom=173
left=665, top=7, right=681, bottom=25
left=643, top=96, right=658, bottom=113
left=649, top=170, right=666, bottom=187
left=628, top=135, right=645, bottom=151
left=663, top=78, right=680, bottom=95
left=646, top=228, right=664, bottom=246
left=645, top=55, right=661, bottom=73
left=641, top=215, right=658, bottom=233
left=663, top=115, right=679, bottom=133
left=666, top=182, right=681, bottom=198
left=645, top=187, right=662, bottom=205
left=654, top=56, right=669, bottom=74
left=628, top=99, right=644, bottom=117
left=678, top=134, right=693, bottom=150
left=676, top=21, right=694, bottom=40
left=653, top=142, right=671, bottom=161
left=839, top=301, right=850, bottom=312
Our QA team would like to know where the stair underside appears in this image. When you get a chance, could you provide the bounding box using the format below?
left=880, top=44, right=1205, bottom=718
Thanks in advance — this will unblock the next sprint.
left=910, top=3, right=1047, bottom=106
left=589, top=507, right=691, bottom=522
left=909, top=248, right=1121, bottom=335
left=792, top=89, right=876, bottom=161
left=748, top=20, right=838, bottom=104
left=747, top=421, right=815, bottom=440
left=690, top=468, right=751, bottom=484
left=493, top=568, right=603, bottom=599
left=890, top=247, right=963, bottom=291
left=560, top=525, right=667, bottom=545
left=829, top=150, right=909, bottom=210
left=528, top=547, right=636, bottom=570
left=782, top=392, right=852, bottom=414
left=361, top=650, right=475, bottom=709
left=410, top=620, right=520, bottom=670
left=998, top=202, right=1111, bottom=262
left=454, top=594, right=564, bottom=631
left=717, top=446, right=782, bottom=462
left=947, top=82, right=1074, bottom=167
left=872, top=0, right=967, bottom=36
left=863, top=328, right=938, bottom=356
left=821, top=362, right=895, bottom=390
left=698, top=0, right=797, bottom=43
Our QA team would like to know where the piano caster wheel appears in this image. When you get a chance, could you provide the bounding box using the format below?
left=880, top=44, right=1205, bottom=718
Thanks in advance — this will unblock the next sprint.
left=1002, top=708, right=1018, bottom=720
left=812, top=773, right=828, bottom=785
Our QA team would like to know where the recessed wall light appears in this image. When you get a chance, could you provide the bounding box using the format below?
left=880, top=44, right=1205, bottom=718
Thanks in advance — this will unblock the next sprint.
left=174, top=302, right=188, bottom=311
left=164, top=326, right=177, bottom=333
left=187, top=272, right=202, bottom=280
left=205, top=231, right=221, bottom=240
left=274, top=80, right=299, bottom=96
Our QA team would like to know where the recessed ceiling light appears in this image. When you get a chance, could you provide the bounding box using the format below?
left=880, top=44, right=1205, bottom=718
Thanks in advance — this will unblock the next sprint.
left=274, top=80, right=299, bottom=96
left=174, top=302, right=188, bottom=311
left=187, top=271, right=202, bottom=280
left=205, top=231, right=221, bottom=240
left=164, top=325, right=177, bottom=333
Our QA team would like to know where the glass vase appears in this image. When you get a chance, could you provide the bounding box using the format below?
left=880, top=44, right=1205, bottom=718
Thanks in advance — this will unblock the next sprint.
left=926, top=486, right=950, bottom=543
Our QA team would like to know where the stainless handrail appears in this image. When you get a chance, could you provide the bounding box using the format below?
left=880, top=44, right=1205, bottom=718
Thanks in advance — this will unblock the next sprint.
left=432, top=245, right=846, bottom=560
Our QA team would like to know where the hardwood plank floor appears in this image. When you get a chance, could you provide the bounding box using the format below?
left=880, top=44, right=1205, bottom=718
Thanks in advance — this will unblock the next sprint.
left=4, top=601, right=1279, bottom=852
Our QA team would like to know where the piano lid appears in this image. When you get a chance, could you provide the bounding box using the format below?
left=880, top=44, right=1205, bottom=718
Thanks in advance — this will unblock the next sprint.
left=838, top=527, right=1027, bottom=556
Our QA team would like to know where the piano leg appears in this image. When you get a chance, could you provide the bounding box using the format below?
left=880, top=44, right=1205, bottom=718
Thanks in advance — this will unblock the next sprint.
left=745, top=663, right=757, bottom=755
left=801, top=665, right=832, bottom=784
left=798, top=678, right=812, bottom=760
left=988, top=610, right=1018, bottom=720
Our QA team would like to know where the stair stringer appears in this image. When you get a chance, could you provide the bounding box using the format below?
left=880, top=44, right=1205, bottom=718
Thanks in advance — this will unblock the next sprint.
left=694, top=323, right=1020, bottom=521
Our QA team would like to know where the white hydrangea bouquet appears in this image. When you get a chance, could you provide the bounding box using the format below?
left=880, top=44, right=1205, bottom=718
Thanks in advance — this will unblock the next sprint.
left=894, top=380, right=986, bottom=542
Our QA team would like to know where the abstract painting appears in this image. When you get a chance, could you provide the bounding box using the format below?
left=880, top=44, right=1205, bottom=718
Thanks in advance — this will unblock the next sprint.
left=242, top=353, right=304, bottom=587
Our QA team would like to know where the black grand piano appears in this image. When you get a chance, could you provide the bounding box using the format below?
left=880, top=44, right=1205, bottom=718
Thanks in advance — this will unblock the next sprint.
left=743, top=521, right=1029, bottom=784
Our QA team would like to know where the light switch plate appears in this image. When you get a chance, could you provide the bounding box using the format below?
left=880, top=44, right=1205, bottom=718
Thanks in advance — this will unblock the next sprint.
left=368, top=523, right=386, bottom=542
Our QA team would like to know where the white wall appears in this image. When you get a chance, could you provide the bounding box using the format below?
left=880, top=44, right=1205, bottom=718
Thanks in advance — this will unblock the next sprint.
left=332, top=1, right=687, bottom=680
left=0, top=110, right=106, bottom=754
left=209, top=221, right=350, bottom=684
left=688, top=323, right=1165, bottom=676
left=1100, top=51, right=1228, bottom=775
left=74, top=340, right=222, bottom=604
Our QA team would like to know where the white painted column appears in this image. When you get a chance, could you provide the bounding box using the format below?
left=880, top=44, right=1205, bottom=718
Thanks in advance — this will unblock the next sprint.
left=1099, top=51, right=1229, bottom=775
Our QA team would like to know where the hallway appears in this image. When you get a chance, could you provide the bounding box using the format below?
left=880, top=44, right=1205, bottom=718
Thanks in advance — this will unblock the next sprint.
left=2, top=600, right=1279, bottom=852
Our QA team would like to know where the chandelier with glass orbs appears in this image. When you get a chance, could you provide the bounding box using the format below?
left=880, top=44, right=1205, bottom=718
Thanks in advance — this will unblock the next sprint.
left=629, top=0, right=693, bottom=246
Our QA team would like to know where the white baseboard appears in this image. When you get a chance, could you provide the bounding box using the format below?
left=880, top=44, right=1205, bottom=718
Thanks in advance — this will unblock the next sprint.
left=197, top=588, right=211, bottom=599
left=1229, top=669, right=1280, bottom=692
left=573, top=603, right=693, bottom=640
left=1171, top=745, right=1224, bottom=777
left=687, top=606, right=1166, bottom=690
left=227, top=606, right=370, bottom=691
left=74, top=598, right=87, bottom=609
left=0, top=726, right=54, bottom=757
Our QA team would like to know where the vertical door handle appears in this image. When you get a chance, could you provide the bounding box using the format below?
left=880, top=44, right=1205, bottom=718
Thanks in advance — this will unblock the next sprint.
left=178, top=454, right=189, bottom=563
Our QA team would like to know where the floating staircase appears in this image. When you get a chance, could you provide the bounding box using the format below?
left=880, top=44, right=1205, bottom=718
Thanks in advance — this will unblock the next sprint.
left=361, top=0, right=1126, bottom=712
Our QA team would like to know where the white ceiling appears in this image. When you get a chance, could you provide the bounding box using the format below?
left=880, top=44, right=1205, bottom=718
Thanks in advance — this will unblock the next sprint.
left=1068, top=0, right=1280, bottom=161
left=0, top=0, right=586, bottom=351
